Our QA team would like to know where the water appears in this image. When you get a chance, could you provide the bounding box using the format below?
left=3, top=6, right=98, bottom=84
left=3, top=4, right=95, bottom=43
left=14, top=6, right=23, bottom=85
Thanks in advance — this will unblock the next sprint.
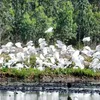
left=0, top=90, right=100, bottom=100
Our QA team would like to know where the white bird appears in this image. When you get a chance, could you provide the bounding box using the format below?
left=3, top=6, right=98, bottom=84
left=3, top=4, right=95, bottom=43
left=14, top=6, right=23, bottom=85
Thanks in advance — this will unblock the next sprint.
left=26, top=40, right=33, bottom=46
left=45, top=27, right=53, bottom=33
left=82, top=37, right=91, bottom=42
left=74, top=97, right=78, bottom=100
left=38, top=38, right=45, bottom=44
left=6, top=42, right=13, bottom=47
left=36, top=57, right=43, bottom=70
left=38, top=38, right=47, bottom=48
left=40, top=54, right=45, bottom=60
left=96, top=44, right=100, bottom=52
left=72, top=50, right=84, bottom=69
left=14, top=63, right=24, bottom=69
left=81, top=46, right=94, bottom=57
left=66, top=45, right=75, bottom=55
left=0, top=49, right=2, bottom=54
left=27, top=45, right=37, bottom=55
left=0, top=57, right=4, bottom=64
left=16, top=52, right=25, bottom=61
left=2, top=42, right=13, bottom=53
left=54, top=51, right=60, bottom=61
left=93, top=52, right=100, bottom=59
left=9, top=53, right=16, bottom=59
left=50, top=57, right=55, bottom=64
left=49, top=45, right=56, bottom=52
left=15, top=42, right=22, bottom=48
left=89, top=58, right=100, bottom=69
left=42, top=47, right=48, bottom=56
left=56, top=40, right=64, bottom=49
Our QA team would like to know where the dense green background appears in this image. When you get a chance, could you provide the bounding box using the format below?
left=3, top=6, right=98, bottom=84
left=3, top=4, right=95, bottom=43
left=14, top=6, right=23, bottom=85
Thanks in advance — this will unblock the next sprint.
left=0, top=0, right=100, bottom=46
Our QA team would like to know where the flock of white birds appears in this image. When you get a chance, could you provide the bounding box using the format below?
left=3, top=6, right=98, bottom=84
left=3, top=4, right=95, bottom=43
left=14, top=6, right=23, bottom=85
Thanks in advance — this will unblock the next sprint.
left=0, top=37, right=99, bottom=71
left=0, top=27, right=100, bottom=71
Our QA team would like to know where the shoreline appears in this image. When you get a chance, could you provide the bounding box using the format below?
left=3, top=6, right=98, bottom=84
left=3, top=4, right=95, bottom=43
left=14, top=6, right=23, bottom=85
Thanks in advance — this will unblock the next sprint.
left=0, top=81, right=100, bottom=93
left=0, top=75, right=100, bottom=92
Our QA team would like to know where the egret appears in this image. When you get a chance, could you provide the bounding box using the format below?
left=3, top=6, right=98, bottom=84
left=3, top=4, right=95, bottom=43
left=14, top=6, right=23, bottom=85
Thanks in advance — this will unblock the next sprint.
left=72, top=50, right=84, bottom=69
left=9, top=53, right=16, bottom=60
left=26, top=40, right=33, bottom=46
left=81, top=46, right=94, bottom=57
left=54, top=51, right=60, bottom=61
left=5, top=42, right=13, bottom=48
left=38, top=38, right=47, bottom=48
left=96, top=44, right=100, bottom=52
left=66, top=45, right=75, bottom=55
left=27, top=45, right=37, bottom=55
left=49, top=45, right=56, bottom=52
left=45, top=27, right=53, bottom=33
left=93, top=52, right=100, bottom=59
left=82, top=37, right=91, bottom=42
left=40, top=54, right=45, bottom=60
left=0, top=57, right=4, bottom=64
left=56, top=40, right=64, bottom=49
left=14, top=63, right=24, bottom=69
left=42, top=47, right=48, bottom=56
left=50, top=57, right=55, bottom=64
left=89, top=58, right=100, bottom=70
left=37, top=66, right=44, bottom=71
left=38, top=38, right=45, bottom=44
left=15, top=42, right=22, bottom=48
left=61, top=45, right=67, bottom=55
left=36, top=57, right=43, bottom=70
left=16, top=52, right=25, bottom=62
left=2, top=42, right=13, bottom=53
left=82, top=37, right=91, bottom=46
left=74, top=97, right=78, bottom=100
left=0, top=49, right=2, bottom=54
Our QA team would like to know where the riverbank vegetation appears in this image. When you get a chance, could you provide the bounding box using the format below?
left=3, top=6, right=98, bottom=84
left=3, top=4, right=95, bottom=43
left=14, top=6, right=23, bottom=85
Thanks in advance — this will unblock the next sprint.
left=1, top=67, right=100, bottom=82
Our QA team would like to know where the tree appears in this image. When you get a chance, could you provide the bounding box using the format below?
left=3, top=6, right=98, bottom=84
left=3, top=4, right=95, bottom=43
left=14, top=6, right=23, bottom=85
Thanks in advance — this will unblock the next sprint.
left=54, top=0, right=77, bottom=44
left=76, top=0, right=96, bottom=42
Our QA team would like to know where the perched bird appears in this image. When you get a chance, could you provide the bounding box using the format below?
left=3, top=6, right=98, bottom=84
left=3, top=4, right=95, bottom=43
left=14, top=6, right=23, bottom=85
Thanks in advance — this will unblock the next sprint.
left=0, top=57, right=4, bottom=65
left=96, top=44, right=100, bottom=52
left=14, top=63, right=24, bottom=69
left=45, top=27, right=53, bottom=33
left=15, top=42, right=22, bottom=48
left=72, top=50, right=84, bottom=69
left=74, top=97, right=78, bottom=100
left=26, top=40, right=33, bottom=46
left=82, top=37, right=91, bottom=42
left=2, top=42, right=13, bottom=53
left=93, top=52, right=100, bottom=59
left=81, top=46, right=94, bottom=57
left=38, top=38, right=47, bottom=48
left=82, top=37, right=91, bottom=46
left=6, top=42, right=13, bottom=47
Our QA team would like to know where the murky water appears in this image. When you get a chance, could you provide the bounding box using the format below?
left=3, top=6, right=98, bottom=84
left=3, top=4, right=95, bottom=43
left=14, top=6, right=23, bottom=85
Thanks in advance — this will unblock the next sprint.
left=0, top=90, right=100, bottom=100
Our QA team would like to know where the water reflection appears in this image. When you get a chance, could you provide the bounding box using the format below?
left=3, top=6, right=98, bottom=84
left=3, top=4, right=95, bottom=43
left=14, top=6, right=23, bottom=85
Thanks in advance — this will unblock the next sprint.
left=0, top=91, right=100, bottom=100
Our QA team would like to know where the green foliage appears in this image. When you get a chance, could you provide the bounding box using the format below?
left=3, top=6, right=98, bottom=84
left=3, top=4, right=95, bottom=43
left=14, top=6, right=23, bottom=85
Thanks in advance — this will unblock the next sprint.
left=0, top=67, right=100, bottom=81
left=77, top=0, right=96, bottom=41
left=54, top=1, right=77, bottom=44
left=0, top=0, right=100, bottom=45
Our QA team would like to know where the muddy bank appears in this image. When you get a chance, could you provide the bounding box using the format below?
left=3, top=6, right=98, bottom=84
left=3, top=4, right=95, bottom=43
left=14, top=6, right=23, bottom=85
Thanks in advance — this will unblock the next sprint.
left=0, top=73, right=100, bottom=84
